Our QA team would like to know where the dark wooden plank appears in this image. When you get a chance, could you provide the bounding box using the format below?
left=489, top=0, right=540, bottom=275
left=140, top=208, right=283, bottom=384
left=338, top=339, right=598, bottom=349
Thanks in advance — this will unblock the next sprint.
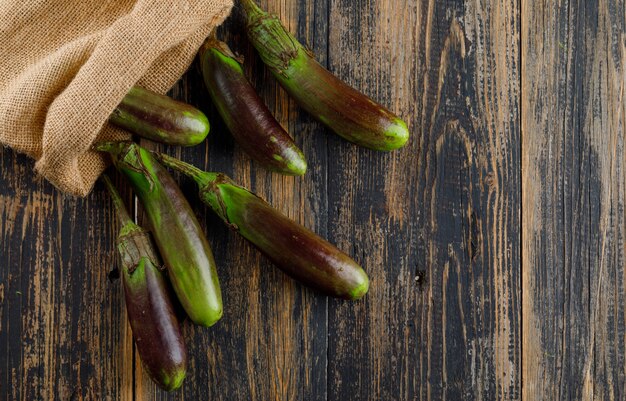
left=0, top=150, right=134, bottom=400
left=133, top=0, right=330, bottom=399
left=521, top=0, right=626, bottom=399
left=326, top=0, right=521, bottom=400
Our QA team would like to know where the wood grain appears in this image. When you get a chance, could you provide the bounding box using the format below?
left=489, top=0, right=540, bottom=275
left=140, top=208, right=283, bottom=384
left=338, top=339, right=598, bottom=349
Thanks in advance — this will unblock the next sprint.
left=0, top=151, right=133, bottom=400
left=521, top=0, right=626, bottom=399
left=325, top=0, right=521, bottom=400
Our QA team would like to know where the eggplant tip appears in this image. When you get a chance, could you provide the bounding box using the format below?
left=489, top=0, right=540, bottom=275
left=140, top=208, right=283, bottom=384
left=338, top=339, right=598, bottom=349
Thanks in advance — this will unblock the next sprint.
left=348, top=273, right=370, bottom=300
left=184, top=111, right=211, bottom=146
left=158, top=368, right=186, bottom=392
left=191, top=304, right=223, bottom=328
left=271, top=148, right=307, bottom=176
left=382, top=118, right=410, bottom=150
left=282, top=154, right=308, bottom=176
left=185, top=122, right=211, bottom=146
left=289, top=158, right=308, bottom=176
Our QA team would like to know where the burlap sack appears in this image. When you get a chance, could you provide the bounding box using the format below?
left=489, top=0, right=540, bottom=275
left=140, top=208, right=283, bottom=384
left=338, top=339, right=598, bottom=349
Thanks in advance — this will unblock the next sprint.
left=0, top=0, right=233, bottom=196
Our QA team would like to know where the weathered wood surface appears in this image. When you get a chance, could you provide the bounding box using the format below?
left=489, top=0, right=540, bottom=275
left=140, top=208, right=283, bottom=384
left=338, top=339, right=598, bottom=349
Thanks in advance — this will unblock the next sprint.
left=326, top=0, right=522, bottom=399
left=0, top=0, right=622, bottom=400
left=522, top=0, right=626, bottom=399
left=0, top=151, right=134, bottom=400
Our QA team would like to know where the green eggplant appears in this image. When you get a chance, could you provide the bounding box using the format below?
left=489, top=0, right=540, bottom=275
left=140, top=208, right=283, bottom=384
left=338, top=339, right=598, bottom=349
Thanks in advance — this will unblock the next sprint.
left=155, top=153, right=369, bottom=300
left=102, top=175, right=186, bottom=391
left=110, top=86, right=210, bottom=146
left=200, top=35, right=307, bottom=175
left=97, top=142, right=222, bottom=327
left=240, top=0, right=409, bottom=151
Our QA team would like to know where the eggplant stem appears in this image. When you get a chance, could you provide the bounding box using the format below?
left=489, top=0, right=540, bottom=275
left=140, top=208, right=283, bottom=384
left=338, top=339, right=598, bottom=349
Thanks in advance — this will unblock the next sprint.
left=239, top=0, right=265, bottom=19
left=154, top=153, right=211, bottom=183
left=200, top=31, right=218, bottom=57
left=93, top=141, right=119, bottom=152
left=101, top=174, right=134, bottom=227
left=201, top=33, right=241, bottom=62
left=93, top=141, right=135, bottom=160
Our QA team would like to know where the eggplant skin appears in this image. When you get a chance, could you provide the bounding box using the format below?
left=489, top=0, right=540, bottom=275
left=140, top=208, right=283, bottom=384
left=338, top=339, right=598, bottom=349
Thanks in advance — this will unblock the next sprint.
left=203, top=175, right=369, bottom=300
left=122, top=255, right=187, bottom=391
left=103, top=174, right=186, bottom=391
left=242, top=1, right=409, bottom=151
left=100, top=142, right=223, bottom=327
left=110, top=86, right=210, bottom=146
left=278, top=54, right=410, bottom=151
left=200, top=38, right=307, bottom=175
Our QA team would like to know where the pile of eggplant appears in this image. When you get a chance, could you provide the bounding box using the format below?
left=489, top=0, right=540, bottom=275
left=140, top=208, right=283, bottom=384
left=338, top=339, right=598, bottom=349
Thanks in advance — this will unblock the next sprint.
left=99, top=0, right=409, bottom=391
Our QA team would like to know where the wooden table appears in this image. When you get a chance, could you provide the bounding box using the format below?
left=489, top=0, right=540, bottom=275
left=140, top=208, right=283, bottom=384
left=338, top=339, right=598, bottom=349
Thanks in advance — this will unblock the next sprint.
left=1, top=0, right=624, bottom=399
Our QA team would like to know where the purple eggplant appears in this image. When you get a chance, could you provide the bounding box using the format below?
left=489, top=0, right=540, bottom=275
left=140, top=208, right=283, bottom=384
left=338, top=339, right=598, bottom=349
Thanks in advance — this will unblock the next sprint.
left=155, top=153, right=369, bottom=300
left=102, top=175, right=186, bottom=391
left=110, top=86, right=210, bottom=146
left=200, top=36, right=306, bottom=175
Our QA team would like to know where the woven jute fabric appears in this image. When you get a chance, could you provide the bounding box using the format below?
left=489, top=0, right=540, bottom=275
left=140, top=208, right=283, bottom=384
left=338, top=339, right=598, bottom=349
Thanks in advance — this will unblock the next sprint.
left=0, top=0, right=233, bottom=196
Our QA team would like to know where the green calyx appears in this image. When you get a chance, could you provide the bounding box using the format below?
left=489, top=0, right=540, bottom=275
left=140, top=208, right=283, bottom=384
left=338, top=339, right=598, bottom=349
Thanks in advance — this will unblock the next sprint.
left=97, top=142, right=170, bottom=231
left=241, top=0, right=309, bottom=75
left=153, top=153, right=242, bottom=225
left=94, top=141, right=130, bottom=157
left=200, top=35, right=243, bottom=67
left=198, top=177, right=233, bottom=223
left=153, top=154, right=226, bottom=218
left=154, top=152, right=291, bottom=234
left=202, top=180, right=255, bottom=228
left=122, top=256, right=148, bottom=288
left=117, top=231, right=162, bottom=275
left=101, top=173, right=161, bottom=275
left=208, top=48, right=244, bottom=72
left=117, top=222, right=142, bottom=238
left=96, top=142, right=157, bottom=195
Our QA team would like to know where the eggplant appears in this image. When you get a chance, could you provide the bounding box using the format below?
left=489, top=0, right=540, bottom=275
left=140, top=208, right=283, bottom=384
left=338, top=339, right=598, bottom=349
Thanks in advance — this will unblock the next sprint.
left=200, top=36, right=307, bottom=175
left=97, top=142, right=222, bottom=327
left=102, top=175, right=186, bottom=391
left=110, top=86, right=210, bottom=146
left=155, top=153, right=369, bottom=300
left=240, top=0, right=409, bottom=151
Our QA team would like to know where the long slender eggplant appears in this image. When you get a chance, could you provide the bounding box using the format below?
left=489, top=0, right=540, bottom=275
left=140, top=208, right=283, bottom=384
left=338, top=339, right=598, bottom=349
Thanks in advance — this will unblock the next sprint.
left=102, top=175, right=186, bottom=391
left=97, top=142, right=222, bottom=327
left=240, top=0, right=409, bottom=151
left=155, top=153, right=369, bottom=300
left=110, top=86, right=210, bottom=146
left=200, top=36, right=307, bottom=175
